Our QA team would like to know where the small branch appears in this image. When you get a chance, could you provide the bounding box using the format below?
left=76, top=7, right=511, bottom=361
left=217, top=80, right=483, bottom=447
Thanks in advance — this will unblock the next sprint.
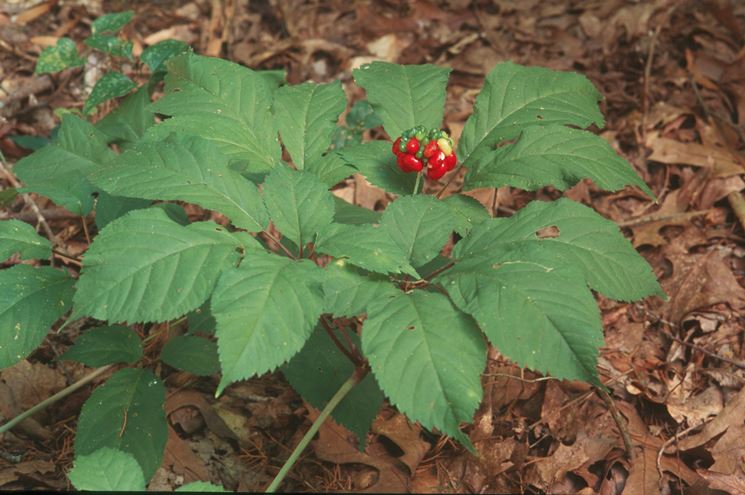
left=319, top=316, right=359, bottom=365
left=617, top=209, right=711, bottom=228
left=666, top=333, right=745, bottom=370
left=265, top=371, right=363, bottom=493
left=0, top=365, right=113, bottom=436
left=424, top=261, right=455, bottom=281
left=0, top=160, right=56, bottom=246
left=596, top=387, right=634, bottom=459
left=261, top=231, right=297, bottom=259
left=435, top=164, right=462, bottom=199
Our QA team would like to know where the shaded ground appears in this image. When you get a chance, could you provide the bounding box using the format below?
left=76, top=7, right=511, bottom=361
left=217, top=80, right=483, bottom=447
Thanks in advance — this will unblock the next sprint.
left=1, top=0, right=745, bottom=493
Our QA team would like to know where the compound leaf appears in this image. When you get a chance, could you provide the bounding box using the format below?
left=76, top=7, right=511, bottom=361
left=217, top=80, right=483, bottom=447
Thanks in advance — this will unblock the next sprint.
left=96, top=85, right=155, bottom=146
left=458, top=62, right=604, bottom=169
left=59, top=325, right=142, bottom=366
left=91, top=11, right=134, bottom=34
left=305, top=152, right=355, bottom=187
left=84, top=35, right=133, bottom=58
left=274, top=81, right=346, bottom=169
left=90, top=134, right=268, bottom=232
left=141, top=40, right=190, bottom=72
left=353, top=62, right=450, bottom=139
left=337, top=141, right=415, bottom=196
left=149, top=53, right=281, bottom=173
left=332, top=196, right=381, bottom=225
left=14, top=114, right=113, bottom=215
left=363, top=291, right=485, bottom=450
left=463, top=125, right=654, bottom=197
left=68, top=448, right=146, bottom=491
left=160, top=335, right=219, bottom=376
left=315, top=223, right=417, bottom=277
left=262, top=166, right=334, bottom=248
left=442, top=194, right=490, bottom=237
left=84, top=72, right=136, bottom=114
left=35, top=37, right=84, bottom=74
left=283, top=326, right=385, bottom=449
left=0, top=219, right=51, bottom=261
left=454, top=198, right=664, bottom=301
left=75, top=368, right=167, bottom=481
left=437, top=259, right=603, bottom=384
left=73, top=208, right=257, bottom=323
left=211, top=251, right=324, bottom=394
left=381, top=195, right=455, bottom=267
left=322, top=261, right=399, bottom=318
left=0, top=265, right=74, bottom=369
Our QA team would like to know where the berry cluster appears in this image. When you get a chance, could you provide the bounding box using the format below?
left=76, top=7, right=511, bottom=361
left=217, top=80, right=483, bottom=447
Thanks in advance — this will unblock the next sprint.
left=392, top=126, right=457, bottom=180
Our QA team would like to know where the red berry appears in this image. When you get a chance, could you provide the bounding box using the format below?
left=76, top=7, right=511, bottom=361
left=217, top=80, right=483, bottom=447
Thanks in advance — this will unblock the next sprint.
left=403, top=153, right=423, bottom=172
left=422, top=140, right=438, bottom=158
left=427, top=161, right=447, bottom=180
left=405, top=138, right=420, bottom=154
left=397, top=153, right=412, bottom=172
left=392, top=137, right=403, bottom=155
left=443, top=153, right=457, bottom=171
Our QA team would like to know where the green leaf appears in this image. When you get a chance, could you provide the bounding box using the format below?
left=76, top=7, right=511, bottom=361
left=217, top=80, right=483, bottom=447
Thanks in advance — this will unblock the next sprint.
left=363, top=291, right=486, bottom=450
left=353, top=62, right=451, bottom=139
left=187, top=301, right=216, bottom=335
left=305, top=152, right=355, bottom=187
left=345, top=99, right=382, bottom=129
left=91, top=11, right=134, bottom=34
left=211, top=251, right=324, bottom=394
left=436, top=259, right=603, bottom=384
left=94, top=191, right=151, bottom=230
left=141, top=40, right=190, bottom=72
left=463, top=125, right=654, bottom=197
left=68, top=448, right=146, bottom=491
left=84, top=35, right=133, bottom=58
left=75, top=368, right=167, bottom=481
left=9, top=135, right=50, bottom=151
left=322, top=261, right=399, bottom=318
left=59, top=325, right=142, bottom=366
left=283, top=326, right=385, bottom=449
left=454, top=198, right=665, bottom=301
left=442, top=194, right=490, bottom=237
left=315, top=223, right=417, bottom=277
left=149, top=53, right=281, bottom=173
left=176, top=481, right=226, bottom=492
left=457, top=62, right=604, bottom=169
left=84, top=72, right=136, bottom=114
left=14, top=114, right=113, bottom=215
left=381, top=195, right=455, bottom=267
left=338, top=141, right=416, bottom=195
left=332, top=196, right=381, bottom=225
left=274, top=81, right=346, bottom=169
left=90, top=134, right=268, bottom=232
left=73, top=208, right=257, bottom=324
left=0, top=188, right=17, bottom=207
left=262, top=166, right=334, bottom=248
left=0, top=265, right=74, bottom=369
left=0, top=219, right=51, bottom=261
left=34, top=38, right=84, bottom=74
left=160, top=335, right=219, bottom=376
left=95, top=85, right=154, bottom=145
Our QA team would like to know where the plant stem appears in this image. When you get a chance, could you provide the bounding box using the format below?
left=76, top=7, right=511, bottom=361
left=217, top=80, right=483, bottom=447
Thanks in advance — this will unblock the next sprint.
left=413, top=172, right=422, bottom=195
left=0, top=364, right=113, bottom=436
left=265, top=372, right=362, bottom=493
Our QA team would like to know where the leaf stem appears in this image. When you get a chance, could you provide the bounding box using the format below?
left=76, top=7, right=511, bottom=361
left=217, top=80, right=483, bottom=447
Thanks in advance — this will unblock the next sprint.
left=0, top=364, right=113, bottom=436
left=413, top=172, right=422, bottom=195
left=265, top=371, right=362, bottom=493
left=319, top=315, right=359, bottom=365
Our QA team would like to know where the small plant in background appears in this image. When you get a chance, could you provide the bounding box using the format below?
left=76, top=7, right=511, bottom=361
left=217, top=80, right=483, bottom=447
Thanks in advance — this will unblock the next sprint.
left=0, top=12, right=664, bottom=491
left=34, top=10, right=189, bottom=115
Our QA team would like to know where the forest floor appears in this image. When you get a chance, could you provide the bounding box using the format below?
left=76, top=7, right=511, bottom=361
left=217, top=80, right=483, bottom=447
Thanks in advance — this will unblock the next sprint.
left=1, top=0, right=745, bottom=493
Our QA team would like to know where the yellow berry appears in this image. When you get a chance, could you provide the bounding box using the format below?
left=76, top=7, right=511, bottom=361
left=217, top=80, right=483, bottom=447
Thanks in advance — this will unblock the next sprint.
left=437, top=138, right=452, bottom=155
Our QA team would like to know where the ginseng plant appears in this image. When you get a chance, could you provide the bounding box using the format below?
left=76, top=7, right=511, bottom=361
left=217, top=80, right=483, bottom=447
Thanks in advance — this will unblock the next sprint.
left=0, top=48, right=663, bottom=491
